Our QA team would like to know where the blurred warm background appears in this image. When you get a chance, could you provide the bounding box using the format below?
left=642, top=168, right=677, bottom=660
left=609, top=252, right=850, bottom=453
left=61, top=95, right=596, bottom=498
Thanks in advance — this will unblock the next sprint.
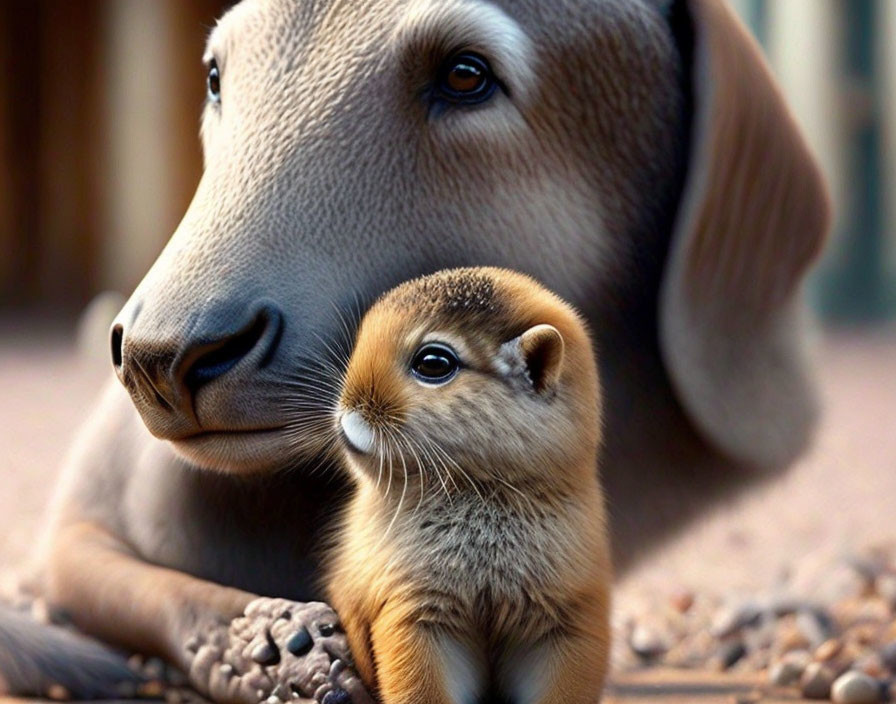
left=1, top=1, right=895, bottom=320
left=0, top=0, right=894, bottom=614
left=0, top=1, right=229, bottom=315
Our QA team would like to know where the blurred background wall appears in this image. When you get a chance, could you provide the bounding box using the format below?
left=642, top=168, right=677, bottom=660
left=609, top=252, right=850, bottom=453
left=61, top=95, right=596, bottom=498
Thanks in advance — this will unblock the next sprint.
left=0, top=0, right=229, bottom=316
left=0, top=0, right=894, bottom=322
left=727, top=0, right=896, bottom=322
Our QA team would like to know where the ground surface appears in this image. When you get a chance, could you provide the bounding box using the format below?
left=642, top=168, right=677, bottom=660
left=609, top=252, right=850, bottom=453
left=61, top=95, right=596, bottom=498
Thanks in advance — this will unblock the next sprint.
left=1, top=320, right=894, bottom=702
left=0, top=671, right=811, bottom=704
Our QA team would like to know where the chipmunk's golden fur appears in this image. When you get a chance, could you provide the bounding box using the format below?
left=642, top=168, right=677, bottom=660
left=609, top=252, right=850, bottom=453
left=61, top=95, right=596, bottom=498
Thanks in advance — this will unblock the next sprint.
left=327, top=268, right=611, bottom=704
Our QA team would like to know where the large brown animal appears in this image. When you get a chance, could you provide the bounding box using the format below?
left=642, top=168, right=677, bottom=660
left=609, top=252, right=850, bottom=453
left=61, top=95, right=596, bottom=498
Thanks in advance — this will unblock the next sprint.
left=0, top=0, right=828, bottom=701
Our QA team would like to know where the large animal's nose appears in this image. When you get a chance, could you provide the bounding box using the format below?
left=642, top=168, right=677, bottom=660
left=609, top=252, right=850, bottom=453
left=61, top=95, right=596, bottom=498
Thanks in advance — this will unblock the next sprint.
left=111, top=301, right=283, bottom=422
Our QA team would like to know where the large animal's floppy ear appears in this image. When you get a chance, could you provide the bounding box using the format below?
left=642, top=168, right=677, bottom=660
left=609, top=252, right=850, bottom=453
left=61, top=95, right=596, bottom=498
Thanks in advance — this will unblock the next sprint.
left=659, top=0, right=831, bottom=468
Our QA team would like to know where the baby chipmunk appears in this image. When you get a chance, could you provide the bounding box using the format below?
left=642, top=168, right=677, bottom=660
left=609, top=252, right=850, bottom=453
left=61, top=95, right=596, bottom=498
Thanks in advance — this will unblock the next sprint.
left=326, top=267, right=611, bottom=704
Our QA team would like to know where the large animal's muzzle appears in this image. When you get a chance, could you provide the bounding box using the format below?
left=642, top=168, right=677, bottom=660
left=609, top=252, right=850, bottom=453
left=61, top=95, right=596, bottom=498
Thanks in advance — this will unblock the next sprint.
left=110, top=299, right=284, bottom=438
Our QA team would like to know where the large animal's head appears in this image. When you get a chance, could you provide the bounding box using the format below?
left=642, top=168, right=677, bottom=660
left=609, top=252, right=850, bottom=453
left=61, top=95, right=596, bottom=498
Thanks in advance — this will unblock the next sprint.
left=111, top=0, right=828, bottom=475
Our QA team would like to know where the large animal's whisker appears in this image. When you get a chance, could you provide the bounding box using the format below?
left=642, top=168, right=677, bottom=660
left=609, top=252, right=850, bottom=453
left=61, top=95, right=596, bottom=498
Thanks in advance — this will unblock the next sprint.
left=279, top=380, right=339, bottom=404
left=279, top=356, right=340, bottom=390
left=329, top=297, right=361, bottom=367
left=306, top=333, right=348, bottom=381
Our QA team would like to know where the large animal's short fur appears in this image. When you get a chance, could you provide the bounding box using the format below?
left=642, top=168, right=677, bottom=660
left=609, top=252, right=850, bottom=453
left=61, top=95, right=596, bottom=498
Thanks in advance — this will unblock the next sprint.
left=1, top=0, right=828, bottom=700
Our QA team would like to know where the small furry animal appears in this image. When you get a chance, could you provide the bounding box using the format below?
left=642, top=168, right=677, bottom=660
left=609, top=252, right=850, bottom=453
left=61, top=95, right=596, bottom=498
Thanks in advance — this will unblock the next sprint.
left=326, top=267, right=612, bottom=704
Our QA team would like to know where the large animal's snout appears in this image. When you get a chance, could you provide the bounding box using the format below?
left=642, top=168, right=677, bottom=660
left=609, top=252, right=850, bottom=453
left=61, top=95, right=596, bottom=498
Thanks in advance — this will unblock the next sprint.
left=111, top=300, right=284, bottom=437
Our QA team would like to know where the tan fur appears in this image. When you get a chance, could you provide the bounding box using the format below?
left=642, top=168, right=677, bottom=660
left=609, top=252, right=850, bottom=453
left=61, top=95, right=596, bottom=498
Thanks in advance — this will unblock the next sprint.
left=327, top=268, right=611, bottom=704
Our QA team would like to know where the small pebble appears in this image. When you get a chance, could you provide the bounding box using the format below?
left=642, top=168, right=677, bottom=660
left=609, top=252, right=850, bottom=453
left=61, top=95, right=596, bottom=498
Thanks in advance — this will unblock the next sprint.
left=854, top=653, right=885, bottom=678
left=714, top=641, right=747, bottom=671
left=831, top=670, right=881, bottom=703
left=769, top=659, right=806, bottom=687
left=879, top=641, right=896, bottom=671
left=768, top=596, right=806, bottom=619
left=801, top=662, right=835, bottom=699
left=266, top=696, right=282, bottom=704
left=629, top=624, right=667, bottom=660
left=670, top=590, right=695, bottom=614
left=798, top=609, right=833, bottom=648
left=816, top=638, right=844, bottom=662
left=711, top=603, right=762, bottom=638
left=846, top=556, right=880, bottom=591
left=776, top=617, right=811, bottom=654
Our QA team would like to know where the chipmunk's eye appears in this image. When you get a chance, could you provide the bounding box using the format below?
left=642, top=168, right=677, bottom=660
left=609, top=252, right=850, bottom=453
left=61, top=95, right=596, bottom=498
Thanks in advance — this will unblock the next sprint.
left=411, top=343, right=460, bottom=384
left=207, top=59, right=221, bottom=103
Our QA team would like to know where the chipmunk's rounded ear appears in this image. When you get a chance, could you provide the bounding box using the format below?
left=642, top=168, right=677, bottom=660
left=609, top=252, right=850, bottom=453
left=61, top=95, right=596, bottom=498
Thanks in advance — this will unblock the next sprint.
left=659, top=0, right=831, bottom=468
left=517, top=324, right=564, bottom=394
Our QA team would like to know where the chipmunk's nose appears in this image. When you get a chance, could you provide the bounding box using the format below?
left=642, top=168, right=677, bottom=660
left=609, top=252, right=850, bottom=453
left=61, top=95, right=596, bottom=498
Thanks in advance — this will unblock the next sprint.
left=339, top=410, right=376, bottom=455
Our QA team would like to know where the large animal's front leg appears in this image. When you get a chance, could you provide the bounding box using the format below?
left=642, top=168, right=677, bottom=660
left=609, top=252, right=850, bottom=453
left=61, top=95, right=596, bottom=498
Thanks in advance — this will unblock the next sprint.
left=46, top=520, right=372, bottom=704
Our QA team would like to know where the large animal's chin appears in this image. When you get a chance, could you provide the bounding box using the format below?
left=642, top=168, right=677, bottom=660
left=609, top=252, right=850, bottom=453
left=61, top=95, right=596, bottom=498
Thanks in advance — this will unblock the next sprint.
left=169, top=427, right=299, bottom=474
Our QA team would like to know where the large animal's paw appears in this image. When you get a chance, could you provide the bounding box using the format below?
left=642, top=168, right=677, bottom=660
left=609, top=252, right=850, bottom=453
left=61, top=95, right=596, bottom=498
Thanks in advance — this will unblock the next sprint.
left=186, top=598, right=372, bottom=704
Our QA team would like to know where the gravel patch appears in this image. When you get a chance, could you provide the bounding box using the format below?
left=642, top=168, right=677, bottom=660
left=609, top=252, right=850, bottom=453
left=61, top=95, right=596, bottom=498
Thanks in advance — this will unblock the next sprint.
left=618, top=545, right=896, bottom=702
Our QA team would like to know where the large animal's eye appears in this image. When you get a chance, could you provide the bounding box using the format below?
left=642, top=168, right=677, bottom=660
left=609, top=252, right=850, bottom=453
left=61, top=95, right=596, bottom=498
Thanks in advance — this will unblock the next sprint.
left=435, top=53, right=497, bottom=105
left=207, top=59, right=221, bottom=103
left=411, top=343, right=460, bottom=384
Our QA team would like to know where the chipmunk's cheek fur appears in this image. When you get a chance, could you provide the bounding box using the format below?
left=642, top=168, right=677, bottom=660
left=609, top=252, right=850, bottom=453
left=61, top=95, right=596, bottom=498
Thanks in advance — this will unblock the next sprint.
left=339, top=410, right=377, bottom=455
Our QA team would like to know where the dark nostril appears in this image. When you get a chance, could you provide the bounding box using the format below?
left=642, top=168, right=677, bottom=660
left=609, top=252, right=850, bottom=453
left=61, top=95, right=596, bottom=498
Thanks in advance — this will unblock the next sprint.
left=183, top=309, right=272, bottom=393
left=111, top=325, right=124, bottom=368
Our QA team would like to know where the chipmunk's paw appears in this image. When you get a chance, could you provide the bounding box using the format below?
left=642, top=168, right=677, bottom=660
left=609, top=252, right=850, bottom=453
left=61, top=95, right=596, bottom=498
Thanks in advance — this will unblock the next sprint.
left=187, top=598, right=372, bottom=704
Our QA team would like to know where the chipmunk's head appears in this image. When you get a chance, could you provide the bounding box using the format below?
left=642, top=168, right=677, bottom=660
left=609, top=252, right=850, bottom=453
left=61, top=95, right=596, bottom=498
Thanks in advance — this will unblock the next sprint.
left=335, top=267, right=600, bottom=492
